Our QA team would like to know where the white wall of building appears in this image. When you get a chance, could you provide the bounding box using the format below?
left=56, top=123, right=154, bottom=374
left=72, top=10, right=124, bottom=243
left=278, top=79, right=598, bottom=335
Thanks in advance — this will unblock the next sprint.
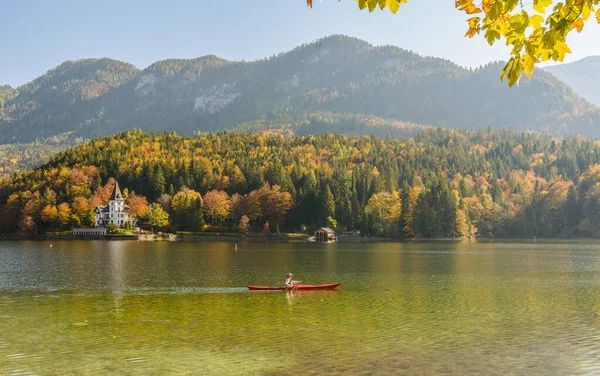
left=95, top=199, right=135, bottom=228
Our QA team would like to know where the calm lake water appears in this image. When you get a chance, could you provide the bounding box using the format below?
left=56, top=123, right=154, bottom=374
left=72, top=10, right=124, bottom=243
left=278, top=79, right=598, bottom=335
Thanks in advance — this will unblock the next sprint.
left=1, top=240, right=600, bottom=375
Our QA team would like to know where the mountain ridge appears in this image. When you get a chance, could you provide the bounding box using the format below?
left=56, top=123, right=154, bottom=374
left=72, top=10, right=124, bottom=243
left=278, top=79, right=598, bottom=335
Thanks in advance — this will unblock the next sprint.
left=544, top=56, right=600, bottom=106
left=0, top=35, right=598, bottom=144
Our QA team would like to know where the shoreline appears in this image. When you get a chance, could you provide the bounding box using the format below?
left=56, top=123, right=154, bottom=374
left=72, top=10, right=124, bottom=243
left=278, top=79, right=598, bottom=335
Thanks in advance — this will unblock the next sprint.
left=0, top=233, right=598, bottom=243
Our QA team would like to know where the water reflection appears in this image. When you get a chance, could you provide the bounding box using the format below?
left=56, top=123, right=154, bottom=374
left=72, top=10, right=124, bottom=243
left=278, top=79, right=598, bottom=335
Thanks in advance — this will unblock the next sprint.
left=1, top=240, right=600, bottom=374
left=109, top=241, right=126, bottom=317
left=284, top=289, right=341, bottom=307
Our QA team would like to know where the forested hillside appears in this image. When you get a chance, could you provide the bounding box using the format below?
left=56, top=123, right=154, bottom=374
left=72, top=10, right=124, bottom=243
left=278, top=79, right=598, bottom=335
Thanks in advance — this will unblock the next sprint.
left=0, top=35, right=598, bottom=145
left=0, top=137, right=82, bottom=176
left=0, top=59, right=138, bottom=142
left=0, top=112, right=427, bottom=177
left=2, top=129, right=600, bottom=239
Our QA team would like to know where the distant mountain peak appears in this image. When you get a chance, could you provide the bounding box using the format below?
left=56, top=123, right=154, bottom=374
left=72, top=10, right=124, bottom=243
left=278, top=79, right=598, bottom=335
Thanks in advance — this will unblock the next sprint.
left=144, top=55, right=231, bottom=78
left=545, top=56, right=600, bottom=106
left=314, top=34, right=373, bottom=46
left=559, top=55, right=600, bottom=65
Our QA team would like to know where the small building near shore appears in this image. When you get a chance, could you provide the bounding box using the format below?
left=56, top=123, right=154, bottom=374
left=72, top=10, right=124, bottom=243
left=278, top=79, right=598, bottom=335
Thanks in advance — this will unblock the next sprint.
left=73, top=228, right=107, bottom=237
left=315, top=227, right=336, bottom=243
left=94, top=182, right=135, bottom=228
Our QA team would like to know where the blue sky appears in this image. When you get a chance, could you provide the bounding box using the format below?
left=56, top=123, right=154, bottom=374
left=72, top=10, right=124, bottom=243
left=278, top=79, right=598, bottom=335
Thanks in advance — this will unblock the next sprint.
left=1, top=0, right=599, bottom=87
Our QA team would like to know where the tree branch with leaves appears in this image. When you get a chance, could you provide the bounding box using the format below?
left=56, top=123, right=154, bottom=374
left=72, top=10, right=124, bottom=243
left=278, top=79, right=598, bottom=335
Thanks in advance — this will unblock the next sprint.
left=306, top=0, right=600, bottom=86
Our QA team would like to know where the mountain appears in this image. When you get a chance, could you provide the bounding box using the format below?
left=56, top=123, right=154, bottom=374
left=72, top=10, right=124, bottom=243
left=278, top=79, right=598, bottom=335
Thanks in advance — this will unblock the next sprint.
left=0, top=85, right=18, bottom=118
left=0, top=35, right=598, bottom=144
left=0, top=59, right=138, bottom=141
left=545, top=57, right=600, bottom=106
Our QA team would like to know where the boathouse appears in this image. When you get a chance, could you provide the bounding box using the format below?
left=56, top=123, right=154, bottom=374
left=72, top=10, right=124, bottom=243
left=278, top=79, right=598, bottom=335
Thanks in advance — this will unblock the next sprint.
left=72, top=228, right=107, bottom=237
left=315, top=227, right=336, bottom=243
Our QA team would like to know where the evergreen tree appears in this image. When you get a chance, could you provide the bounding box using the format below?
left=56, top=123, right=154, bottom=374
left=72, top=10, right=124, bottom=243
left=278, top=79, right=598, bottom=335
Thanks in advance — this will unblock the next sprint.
left=320, top=183, right=335, bottom=227
left=565, top=185, right=581, bottom=235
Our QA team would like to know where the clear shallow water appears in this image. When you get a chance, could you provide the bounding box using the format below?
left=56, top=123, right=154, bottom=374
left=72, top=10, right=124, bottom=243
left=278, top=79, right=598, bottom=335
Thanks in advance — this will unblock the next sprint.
left=2, top=240, right=600, bottom=375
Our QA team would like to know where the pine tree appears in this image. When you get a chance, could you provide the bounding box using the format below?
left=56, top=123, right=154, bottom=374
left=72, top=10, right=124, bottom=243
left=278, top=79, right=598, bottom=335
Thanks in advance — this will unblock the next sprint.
left=321, top=183, right=335, bottom=227
left=565, top=185, right=581, bottom=235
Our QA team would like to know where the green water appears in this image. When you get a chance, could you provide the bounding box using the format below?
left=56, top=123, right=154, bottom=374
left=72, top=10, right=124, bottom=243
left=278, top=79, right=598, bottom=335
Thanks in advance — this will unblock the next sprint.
left=1, top=240, right=600, bottom=375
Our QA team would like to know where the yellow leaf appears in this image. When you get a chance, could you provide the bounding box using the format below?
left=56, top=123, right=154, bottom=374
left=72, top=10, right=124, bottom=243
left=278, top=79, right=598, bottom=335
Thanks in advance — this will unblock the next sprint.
left=530, top=15, right=544, bottom=30
left=465, top=17, right=481, bottom=38
left=554, top=41, right=572, bottom=54
left=508, top=58, right=523, bottom=87
left=481, top=0, right=491, bottom=14
left=533, top=0, right=552, bottom=14
left=523, top=54, right=538, bottom=79
left=455, top=0, right=474, bottom=12
left=465, top=3, right=482, bottom=14
left=596, top=9, right=600, bottom=23
left=386, top=0, right=400, bottom=13
left=582, top=4, right=591, bottom=21
left=501, top=58, right=514, bottom=82
left=553, top=41, right=572, bottom=62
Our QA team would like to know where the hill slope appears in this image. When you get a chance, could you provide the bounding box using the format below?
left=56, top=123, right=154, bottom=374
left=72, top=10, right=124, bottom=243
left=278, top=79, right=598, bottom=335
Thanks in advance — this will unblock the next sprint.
left=0, top=36, right=598, bottom=143
left=0, top=59, right=138, bottom=142
left=545, top=57, right=600, bottom=106
left=3, top=129, right=600, bottom=239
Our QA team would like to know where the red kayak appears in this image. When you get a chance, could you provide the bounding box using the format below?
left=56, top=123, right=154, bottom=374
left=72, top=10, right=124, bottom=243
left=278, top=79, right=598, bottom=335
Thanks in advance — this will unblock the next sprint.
left=246, top=282, right=342, bottom=291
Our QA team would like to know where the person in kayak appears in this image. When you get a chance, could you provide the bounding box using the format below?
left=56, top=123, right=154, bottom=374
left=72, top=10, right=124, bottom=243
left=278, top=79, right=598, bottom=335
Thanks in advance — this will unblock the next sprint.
left=284, top=273, right=301, bottom=288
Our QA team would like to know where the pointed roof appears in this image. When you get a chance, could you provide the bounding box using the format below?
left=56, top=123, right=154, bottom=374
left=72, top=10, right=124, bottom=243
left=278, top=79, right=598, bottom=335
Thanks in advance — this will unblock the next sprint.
left=110, top=182, right=124, bottom=201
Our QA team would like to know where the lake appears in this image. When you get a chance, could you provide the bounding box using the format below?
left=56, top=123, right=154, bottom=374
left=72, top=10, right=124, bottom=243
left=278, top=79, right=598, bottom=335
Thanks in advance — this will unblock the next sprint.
left=1, top=240, right=600, bottom=375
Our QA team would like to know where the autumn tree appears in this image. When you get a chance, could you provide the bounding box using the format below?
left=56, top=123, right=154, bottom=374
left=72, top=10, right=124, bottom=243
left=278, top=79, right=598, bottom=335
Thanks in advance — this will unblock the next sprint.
left=40, top=205, right=58, bottom=228
left=18, top=194, right=42, bottom=236
left=260, top=184, right=293, bottom=232
left=93, top=178, right=117, bottom=204
left=18, top=215, right=37, bottom=237
left=245, top=189, right=263, bottom=222
left=202, top=190, right=232, bottom=225
left=56, top=203, right=72, bottom=227
left=71, top=197, right=90, bottom=217
left=171, top=188, right=204, bottom=231
left=364, top=190, right=402, bottom=237
left=143, top=203, right=170, bottom=233
left=238, top=215, right=250, bottom=234
left=126, top=194, right=149, bottom=218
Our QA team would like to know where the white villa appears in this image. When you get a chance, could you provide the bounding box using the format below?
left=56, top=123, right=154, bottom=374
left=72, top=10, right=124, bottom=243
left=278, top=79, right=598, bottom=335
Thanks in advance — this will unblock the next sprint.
left=94, top=182, right=135, bottom=228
